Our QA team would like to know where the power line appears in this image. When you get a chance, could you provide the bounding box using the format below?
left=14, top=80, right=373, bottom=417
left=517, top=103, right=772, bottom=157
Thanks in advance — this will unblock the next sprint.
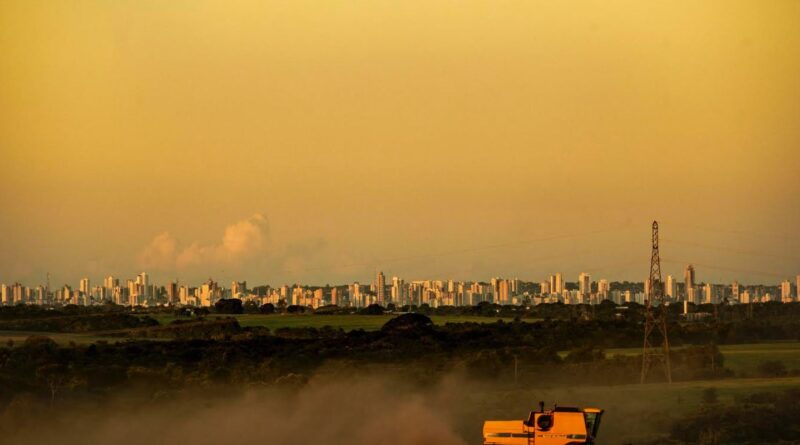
left=661, top=238, right=800, bottom=262
left=629, top=218, right=796, bottom=243
left=661, top=259, right=789, bottom=280
left=281, top=224, right=635, bottom=275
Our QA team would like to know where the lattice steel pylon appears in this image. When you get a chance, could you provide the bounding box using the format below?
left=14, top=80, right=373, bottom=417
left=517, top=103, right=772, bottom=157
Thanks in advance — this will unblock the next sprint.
left=641, top=221, right=672, bottom=383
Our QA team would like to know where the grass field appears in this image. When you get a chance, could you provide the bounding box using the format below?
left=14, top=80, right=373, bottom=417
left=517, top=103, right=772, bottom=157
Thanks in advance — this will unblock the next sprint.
left=599, top=342, right=800, bottom=375
left=147, top=313, right=515, bottom=331
left=0, top=314, right=513, bottom=346
left=0, top=330, right=123, bottom=346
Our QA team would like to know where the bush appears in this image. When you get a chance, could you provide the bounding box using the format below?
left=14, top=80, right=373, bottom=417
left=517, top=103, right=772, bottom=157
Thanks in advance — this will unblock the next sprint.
left=701, top=387, right=718, bottom=404
left=214, top=298, right=244, bottom=314
left=757, top=360, right=787, bottom=377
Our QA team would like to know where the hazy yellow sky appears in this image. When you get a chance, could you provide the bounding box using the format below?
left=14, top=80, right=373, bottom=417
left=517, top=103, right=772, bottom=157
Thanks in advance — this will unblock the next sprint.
left=1, top=0, right=798, bottom=286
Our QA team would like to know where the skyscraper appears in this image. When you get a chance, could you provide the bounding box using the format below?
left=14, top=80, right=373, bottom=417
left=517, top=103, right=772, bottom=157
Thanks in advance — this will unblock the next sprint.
left=79, top=278, right=90, bottom=296
left=139, top=272, right=150, bottom=298
left=231, top=281, right=247, bottom=297
left=350, top=282, right=361, bottom=307
left=578, top=273, right=591, bottom=297
left=597, top=279, right=610, bottom=299
left=540, top=280, right=551, bottom=295
left=796, top=275, right=800, bottom=300
left=554, top=273, right=563, bottom=294
left=330, top=287, right=339, bottom=306
left=498, top=279, right=510, bottom=304
left=684, top=265, right=695, bottom=300
left=731, top=281, right=740, bottom=301
left=781, top=280, right=792, bottom=302
left=704, top=283, right=713, bottom=304
left=665, top=275, right=675, bottom=299
left=391, top=276, right=404, bottom=304
left=167, top=281, right=178, bottom=303
left=103, top=276, right=118, bottom=290
left=376, top=271, right=386, bottom=304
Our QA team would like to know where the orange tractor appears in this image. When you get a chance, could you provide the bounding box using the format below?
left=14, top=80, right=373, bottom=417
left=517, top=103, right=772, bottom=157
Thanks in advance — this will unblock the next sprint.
left=483, top=402, right=603, bottom=445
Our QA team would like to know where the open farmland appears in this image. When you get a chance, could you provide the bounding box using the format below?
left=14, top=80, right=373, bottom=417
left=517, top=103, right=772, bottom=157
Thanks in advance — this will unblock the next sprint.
left=0, top=330, right=125, bottom=346
left=146, top=313, right=516, bottom=331
left=598, top=341, right=800, bottom=376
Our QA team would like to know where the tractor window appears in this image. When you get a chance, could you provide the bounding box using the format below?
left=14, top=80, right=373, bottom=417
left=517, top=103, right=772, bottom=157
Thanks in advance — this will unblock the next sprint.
left=584, top=412, right=603, bottom=438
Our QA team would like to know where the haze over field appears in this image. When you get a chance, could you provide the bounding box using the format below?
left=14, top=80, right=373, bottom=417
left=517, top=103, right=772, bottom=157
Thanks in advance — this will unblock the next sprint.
left=1, top=1, right=799, bottom=286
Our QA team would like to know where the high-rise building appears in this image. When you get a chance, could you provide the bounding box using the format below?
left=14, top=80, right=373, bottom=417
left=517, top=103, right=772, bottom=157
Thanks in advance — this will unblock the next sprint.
left=578, top=273, right=591, bottom=297
left=350, top=282, right=361, bottom=307
left=731, top=281, right=740, bottom=301
left=139, top=272, right=150, bottom=298
left=540, top=280, right=551, bottom=295
left=553, top=273, right=563, bottom=294
left=665, top=275, right=675, bottom=299
left=330, top=287, right=339, bottom=306
left=167, top=281, right=178, bottom=303
left=179, top=286, right=190, bottom=305
left=498, top=279, right=510, bottom=304
left=103, top=276, right=118, bottom=290
left=794, top=275, right=800, bottom=301
left=391, top=277, right=404, bottom=304
left=376, top=271, right=386, bottom=304
left=79, top=278, right=90, bottom=296
left=597, top=279, right=610, bottom=299
left=231, top=281, right=247, bottom=297
left=704, top=283, right=713, bottom=304
left=644, top=278, right=653, bottom=298
left=11, top=283, right=24, bottom=304
left=781, top=280, right=792, bottom=302
left=684, top=265, right=695, bottom=299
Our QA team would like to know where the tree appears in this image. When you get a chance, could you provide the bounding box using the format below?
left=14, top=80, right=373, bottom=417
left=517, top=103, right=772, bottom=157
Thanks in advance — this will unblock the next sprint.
left=757, top=360, right=787, bottom=377
left=36, top=363, right=69, bottom=407
left=243, top=300, right=260, bottom=314
left=701, top=387, right=718, bottom=404
left=359, top=304, right=385, bottom=315
left=260, top=303, right=276, bottom=314
left=286, top=305, right=308, bottom=314
left=214, top=298, right=244, bottom=314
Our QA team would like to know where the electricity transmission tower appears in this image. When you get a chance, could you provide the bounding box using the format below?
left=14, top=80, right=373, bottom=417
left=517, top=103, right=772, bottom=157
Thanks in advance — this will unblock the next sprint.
left=641, top=220, right=672, bottom=383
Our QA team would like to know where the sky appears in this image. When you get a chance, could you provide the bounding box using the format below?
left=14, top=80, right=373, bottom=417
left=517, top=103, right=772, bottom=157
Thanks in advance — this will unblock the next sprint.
left=1, top=0, right=799, bottom=287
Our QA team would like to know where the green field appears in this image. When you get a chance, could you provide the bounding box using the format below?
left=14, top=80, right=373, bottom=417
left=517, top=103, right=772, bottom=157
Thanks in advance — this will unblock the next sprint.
left=598, top=342, right=800, bottom=375
left=0, top=330, right=123, bottom=346
left=147, top=313, right=515, bottom=331
left=0, top=314, right=513, bottom=345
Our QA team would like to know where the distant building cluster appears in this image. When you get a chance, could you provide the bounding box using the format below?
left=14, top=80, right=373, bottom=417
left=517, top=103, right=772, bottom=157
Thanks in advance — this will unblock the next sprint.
left=1, top=266, right=798, bottom=309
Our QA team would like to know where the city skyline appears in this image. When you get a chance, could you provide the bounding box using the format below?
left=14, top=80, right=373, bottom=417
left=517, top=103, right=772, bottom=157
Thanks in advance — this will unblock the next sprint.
left=3, top=266, right=798, bottom=309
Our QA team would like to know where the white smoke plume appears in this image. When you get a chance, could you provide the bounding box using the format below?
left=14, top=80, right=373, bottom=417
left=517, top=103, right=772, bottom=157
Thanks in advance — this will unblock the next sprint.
left=137, top=214, right=268, bottom=271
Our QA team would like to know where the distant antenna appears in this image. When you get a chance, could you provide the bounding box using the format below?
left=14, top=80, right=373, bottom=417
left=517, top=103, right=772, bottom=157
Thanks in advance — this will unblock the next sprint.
left=641, top=221, right=672, bottom=383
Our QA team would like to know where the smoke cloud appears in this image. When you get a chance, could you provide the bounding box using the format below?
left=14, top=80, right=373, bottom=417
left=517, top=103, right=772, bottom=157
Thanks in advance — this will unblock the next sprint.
left=137, top=214, right=269, bottom=272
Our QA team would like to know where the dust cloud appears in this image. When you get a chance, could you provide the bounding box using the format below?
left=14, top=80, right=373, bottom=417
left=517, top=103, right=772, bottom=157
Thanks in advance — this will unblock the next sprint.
left=4, top=366, right=681, bottom=445
left=5, top=374, right=469, bottom=445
